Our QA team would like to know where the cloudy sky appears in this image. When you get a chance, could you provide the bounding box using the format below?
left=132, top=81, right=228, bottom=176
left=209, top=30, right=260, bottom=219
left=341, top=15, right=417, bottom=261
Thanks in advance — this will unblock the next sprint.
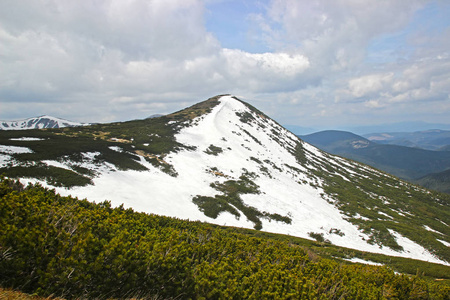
left=1, top=0, right=449, bottom=132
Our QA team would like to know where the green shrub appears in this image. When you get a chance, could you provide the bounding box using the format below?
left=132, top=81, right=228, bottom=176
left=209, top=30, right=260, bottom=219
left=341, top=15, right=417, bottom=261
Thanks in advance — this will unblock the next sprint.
left=204, top=144, right=223, bottom=156
left=0, top=177, right=449, bottom=299
left=0, top=165, right=92, bottom=187
left=308, top=232, right=326, bottom=242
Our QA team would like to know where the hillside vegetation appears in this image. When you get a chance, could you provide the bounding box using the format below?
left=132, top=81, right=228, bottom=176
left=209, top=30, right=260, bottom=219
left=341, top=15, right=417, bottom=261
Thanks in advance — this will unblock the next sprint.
left=1, top=177, right=449, bottom=299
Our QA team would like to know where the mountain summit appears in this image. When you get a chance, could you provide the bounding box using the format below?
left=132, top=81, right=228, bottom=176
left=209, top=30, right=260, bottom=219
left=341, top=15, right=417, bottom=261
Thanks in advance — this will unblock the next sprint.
left=0, top=95, right=449, bottom=265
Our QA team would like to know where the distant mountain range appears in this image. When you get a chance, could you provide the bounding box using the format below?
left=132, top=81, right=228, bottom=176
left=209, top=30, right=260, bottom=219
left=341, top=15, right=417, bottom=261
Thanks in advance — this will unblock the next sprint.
left=0, top=115, right=87, bottom=130
left=344, top=121, right=450, bottom=135
left=300, top=130, right=450, bottom=193
left=363, top=129, right=450, bottom=151
left=286, top=122, right=450, bottom=136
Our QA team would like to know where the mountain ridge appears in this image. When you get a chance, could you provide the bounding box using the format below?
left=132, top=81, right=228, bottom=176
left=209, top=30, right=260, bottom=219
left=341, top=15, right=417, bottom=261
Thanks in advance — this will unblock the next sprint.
left=0, top=115, right=87, bottom=130
left=0, top=95, right=449, bottom=265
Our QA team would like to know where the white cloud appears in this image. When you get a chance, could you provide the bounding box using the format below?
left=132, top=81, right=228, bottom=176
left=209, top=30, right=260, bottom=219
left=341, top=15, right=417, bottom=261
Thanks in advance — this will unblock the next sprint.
left=0, top=0, right=219, bottom=121
left=251, top=0, right=450, bottom=127
left=220, top=49, right=310, bottom=91
left=348, top=73, right=394, bottom=98
left=0, top=0, right=314, bottom=122
left=223, top=49, right=309, bottom=77
left=265, top=0, right=427, bottom=72
left=364, top=100, right=384, bottom=109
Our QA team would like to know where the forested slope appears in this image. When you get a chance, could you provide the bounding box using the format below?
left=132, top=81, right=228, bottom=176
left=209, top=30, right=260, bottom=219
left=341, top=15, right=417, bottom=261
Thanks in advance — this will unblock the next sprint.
left=1, top=177, right=449, bottom=299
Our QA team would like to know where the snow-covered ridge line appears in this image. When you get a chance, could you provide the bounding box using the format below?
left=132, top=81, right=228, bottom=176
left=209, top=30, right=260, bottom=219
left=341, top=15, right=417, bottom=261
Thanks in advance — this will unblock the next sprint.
left=0, top=115, right=87, bottom=130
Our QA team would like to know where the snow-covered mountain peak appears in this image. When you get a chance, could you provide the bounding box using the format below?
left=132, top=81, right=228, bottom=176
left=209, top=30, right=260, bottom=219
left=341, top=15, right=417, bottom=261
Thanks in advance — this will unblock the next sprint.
left=0, top=115, right=87, bottom=130
left=174, top=95, right=304, bottom=180
left=1, top=95, right=449, bottom=265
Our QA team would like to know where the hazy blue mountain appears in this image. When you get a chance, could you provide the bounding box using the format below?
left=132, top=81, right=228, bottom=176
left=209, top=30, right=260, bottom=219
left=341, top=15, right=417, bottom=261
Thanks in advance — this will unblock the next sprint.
left=346, top=121, right=450, bottom=135
left=363, top=129, right=450, bottom=151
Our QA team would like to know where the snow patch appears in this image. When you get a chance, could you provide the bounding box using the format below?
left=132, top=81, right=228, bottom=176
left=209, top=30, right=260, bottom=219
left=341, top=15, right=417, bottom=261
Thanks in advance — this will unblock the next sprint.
left=387, top=229, right=449, bottom=266
left=9, top=137, right=46, bottom=141
left=343, top=257, right=384, bottom=266
left=0, top=154, right=12, bottom=167
left=42, top=160, right=71, bottom=170
left=0, top=145, right=33, bottom=154
left=378, top=211, right=393, bottom=219
left=438, top=239, right=450, bottom=247
left=352, top=213, right=370, bottom=221
left=82, top=152, right=101, bottom=160
left=423, top=225, right=443, bottom=235
left=109, top=146, right=123, bottom=152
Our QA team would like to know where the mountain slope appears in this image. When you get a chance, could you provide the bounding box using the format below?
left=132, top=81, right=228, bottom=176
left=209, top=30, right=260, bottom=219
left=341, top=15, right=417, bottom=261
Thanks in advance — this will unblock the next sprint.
left=0, top=95, right=449, bottom=265
left=417, top=169, right=450, bottom=194
left=0, top=115, right=86, bottom=130
left=300, top=130, right=450, bottom=181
